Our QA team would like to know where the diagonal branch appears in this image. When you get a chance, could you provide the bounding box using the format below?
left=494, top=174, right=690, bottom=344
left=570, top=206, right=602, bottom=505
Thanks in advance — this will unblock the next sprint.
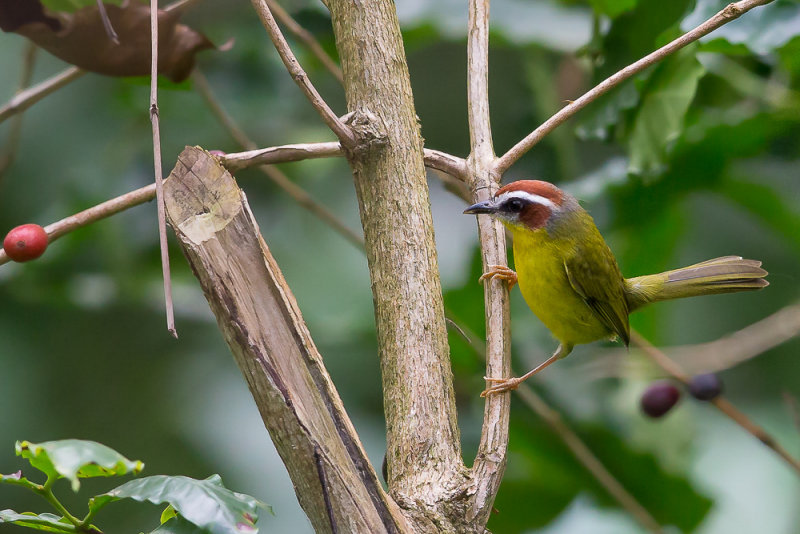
left=267, top=0, right=343, bottom=83
left=0, top=67, right=86, bottom=124
left=631, top=330, right=800, bottom=477
left=250, top=0, right=356, bottom=147
left=494, top=0, right=776, bottom=175
left=163, top=146, right=409, bottom=532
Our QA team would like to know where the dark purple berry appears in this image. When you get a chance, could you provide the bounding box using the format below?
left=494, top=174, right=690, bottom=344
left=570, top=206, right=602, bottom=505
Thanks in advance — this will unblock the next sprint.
left=641, top=381, right=681, bottom=418
left=688, top=373, right=723, bottom=401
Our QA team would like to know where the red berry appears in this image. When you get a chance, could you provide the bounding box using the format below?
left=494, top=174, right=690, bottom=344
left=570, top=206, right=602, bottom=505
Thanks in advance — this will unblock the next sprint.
left=640, top=381, right=681, bottom=418
left=688, top=373, right=723, bottom=401
left=3, top=224, right=48, bottom=262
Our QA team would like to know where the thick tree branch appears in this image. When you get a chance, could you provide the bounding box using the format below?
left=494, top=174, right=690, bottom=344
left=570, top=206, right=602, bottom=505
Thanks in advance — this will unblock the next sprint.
left=464, top=0, right=512, bottom=525
left=0, top=67, right=85, bottom=124
left=631, top=330, right=800, bottom=476
left=494, top=0, right=776, bottom=175
left=163, top=146, right=410, bottom=532
left=327, top=0, right=468, bottom=530
left=250, top=0, right=356, bottom=147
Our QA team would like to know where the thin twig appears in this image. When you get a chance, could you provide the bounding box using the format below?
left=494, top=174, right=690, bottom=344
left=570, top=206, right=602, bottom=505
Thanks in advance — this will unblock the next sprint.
left=221, top=142, right=344, bottom=171
left=250, top=0, right=356, bottom=147
left=192, top=70, right=364, bottom=249
left=267, top=0, right=343, bottom=83
left=0, top=43, right=37, bottom=181
left=0, top=67, right=86, bottom=124
left=465, top=0, right=513, bottom=525
left=450, top=314, right=662, bottom=533
left=494, top=0, right=776, bottom=175
left=149, top=0, right=177, bottom=338
left=631, top=330, right=800, bottom=477
left=514, top=387, right=664, bottom=533
left=96, top=0, right=120, bottom=44
left=0, top=185, right=155, bottom=267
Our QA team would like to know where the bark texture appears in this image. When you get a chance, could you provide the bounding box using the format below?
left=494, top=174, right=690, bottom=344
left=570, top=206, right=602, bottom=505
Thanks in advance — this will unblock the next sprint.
left=164, top=147, right=410, bottom=534
left=327, top=1, right=470, bottom=529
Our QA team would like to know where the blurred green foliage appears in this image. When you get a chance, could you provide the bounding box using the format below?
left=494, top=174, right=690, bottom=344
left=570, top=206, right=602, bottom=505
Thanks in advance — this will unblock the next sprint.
left=1, top=0, right=799, bottom=533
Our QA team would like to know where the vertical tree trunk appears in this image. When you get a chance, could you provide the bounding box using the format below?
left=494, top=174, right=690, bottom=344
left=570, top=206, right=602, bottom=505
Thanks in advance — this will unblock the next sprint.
left=327, top=1, right=470, bottom=529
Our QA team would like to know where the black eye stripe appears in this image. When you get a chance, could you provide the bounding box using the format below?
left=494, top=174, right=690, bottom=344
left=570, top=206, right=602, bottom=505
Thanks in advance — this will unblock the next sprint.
left=503, top=198, right=527, bottom=212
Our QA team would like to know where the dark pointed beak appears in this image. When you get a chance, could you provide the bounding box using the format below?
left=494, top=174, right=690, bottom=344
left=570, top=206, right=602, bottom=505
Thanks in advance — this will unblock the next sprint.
left=463, top=200, right=497, bottom=215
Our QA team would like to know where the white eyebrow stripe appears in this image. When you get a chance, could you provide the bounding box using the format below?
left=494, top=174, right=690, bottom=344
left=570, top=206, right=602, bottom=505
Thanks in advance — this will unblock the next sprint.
left=495, top=191, right=556, bottom=209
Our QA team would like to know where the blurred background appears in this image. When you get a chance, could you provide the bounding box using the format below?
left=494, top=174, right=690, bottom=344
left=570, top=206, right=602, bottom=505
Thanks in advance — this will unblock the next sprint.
left=1, top=0, right=799, bottom=532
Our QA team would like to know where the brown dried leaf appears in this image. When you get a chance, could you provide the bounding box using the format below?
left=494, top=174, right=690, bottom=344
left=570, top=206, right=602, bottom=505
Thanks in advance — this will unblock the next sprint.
left=0, top=0, right=214, bottom=82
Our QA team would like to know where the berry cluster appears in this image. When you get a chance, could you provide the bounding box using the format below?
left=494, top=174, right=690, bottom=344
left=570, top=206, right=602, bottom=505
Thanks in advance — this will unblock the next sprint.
left=640, top=373, right=724, bottom=418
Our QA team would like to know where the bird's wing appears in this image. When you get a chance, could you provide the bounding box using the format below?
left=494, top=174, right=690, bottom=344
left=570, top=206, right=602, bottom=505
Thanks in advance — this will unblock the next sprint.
left=563, top=243, right=630, bottom=346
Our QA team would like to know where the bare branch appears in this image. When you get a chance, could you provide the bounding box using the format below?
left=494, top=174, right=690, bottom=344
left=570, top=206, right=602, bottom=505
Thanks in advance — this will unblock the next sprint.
left=250, top=0, right=356, bottom=147
left=221, top=142, right=344, bottom=171
left=631, top=330, right=800, bottom=477
left=0, top=67, right=86, bottom=124
left=0, top=184, right=155, bottom=267
left=0, top=43, right=38, bottom=181
left=267, top=0, right=343, bottom=83
left=494, top=0, right=776, bottom=175
left=222, top=141, right=467, bottom=181
left=150, top=0, right=177, bottom=337
left=464, top=0, right=513, bottom=525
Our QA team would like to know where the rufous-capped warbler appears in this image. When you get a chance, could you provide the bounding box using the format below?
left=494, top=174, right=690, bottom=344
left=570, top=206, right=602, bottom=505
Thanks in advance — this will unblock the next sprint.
left=464, top=180, right=768, bottom=396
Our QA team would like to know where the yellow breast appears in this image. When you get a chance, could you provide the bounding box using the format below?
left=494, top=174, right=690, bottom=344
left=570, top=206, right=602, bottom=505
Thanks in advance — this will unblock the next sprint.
left=510, top=227, right=613, bottom=346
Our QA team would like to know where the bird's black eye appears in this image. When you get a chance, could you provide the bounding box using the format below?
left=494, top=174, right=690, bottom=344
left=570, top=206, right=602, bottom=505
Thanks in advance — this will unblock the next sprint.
left=506, top=198, right=525, bottom=213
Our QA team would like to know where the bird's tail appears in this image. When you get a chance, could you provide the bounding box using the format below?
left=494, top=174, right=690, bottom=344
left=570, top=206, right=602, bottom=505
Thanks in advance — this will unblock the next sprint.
left=625, top=256, right=768, bottom=312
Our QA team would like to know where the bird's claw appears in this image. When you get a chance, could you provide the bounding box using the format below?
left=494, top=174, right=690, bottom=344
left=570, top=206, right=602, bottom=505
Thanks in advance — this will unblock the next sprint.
left=479, top=265, right=518, bottom=289
left=480, top=376, right=522, bottom=397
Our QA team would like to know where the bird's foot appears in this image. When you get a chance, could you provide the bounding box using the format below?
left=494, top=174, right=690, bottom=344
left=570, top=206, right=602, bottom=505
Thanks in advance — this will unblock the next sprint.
left=480, top=376, right=523, bottom=397
left=479, top=265, right=517, bottom=289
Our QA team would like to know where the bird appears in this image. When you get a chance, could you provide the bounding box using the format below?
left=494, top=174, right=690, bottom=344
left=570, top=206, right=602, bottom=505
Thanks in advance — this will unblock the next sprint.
left=463, top=180, right=768, bottom=397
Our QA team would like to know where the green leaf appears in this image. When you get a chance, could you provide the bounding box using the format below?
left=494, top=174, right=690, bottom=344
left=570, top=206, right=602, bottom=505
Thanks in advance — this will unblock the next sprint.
left=152, top=516, right=213, bottom=534
left=627, top=47, right=706, bottom=178
left=0, top=510, right=75, bottom=533
left=91, top=475, right=268, bottom=534
left=588, top=0, right=638, bottom=19
left=15, top=440, right=144, bottom=491
left=682, top=0, right=800, bottom=55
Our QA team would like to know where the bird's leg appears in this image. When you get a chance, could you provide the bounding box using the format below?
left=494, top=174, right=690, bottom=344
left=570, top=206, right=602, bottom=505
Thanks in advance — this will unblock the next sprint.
left=479, top=264, right=518, bottom=289
left=480, top=343, right=572, bottom=397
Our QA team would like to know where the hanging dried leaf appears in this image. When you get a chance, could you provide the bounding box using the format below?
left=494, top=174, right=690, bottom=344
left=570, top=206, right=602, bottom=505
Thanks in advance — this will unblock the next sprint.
left=0, top=0, right=214, bottom=82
